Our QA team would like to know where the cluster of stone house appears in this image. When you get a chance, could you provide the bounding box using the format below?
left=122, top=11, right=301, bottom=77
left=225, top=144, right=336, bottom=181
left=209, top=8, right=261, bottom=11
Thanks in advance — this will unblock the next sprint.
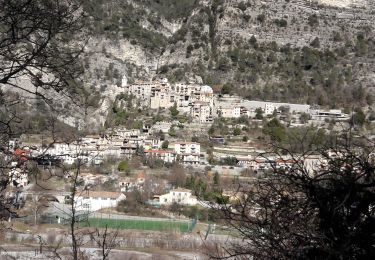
left=123, top=78, right=349, bottom=123
left=144, top=141, right=202, bottom=165
left=124, top=78, right=214, bottom=123
left=235, top=154, right=329, bottom=175
left=73, top=187, right=197, bottom=210
left=9, top=126, right=203, bottom=166
left=7, top=149, right=31, bottom=188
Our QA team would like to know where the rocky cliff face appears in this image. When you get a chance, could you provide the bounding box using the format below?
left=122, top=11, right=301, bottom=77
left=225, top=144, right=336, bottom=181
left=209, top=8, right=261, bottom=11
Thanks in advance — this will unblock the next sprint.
left=73, top=0, right=375, bottom=129
left=318, top=0, right=367, bottom=8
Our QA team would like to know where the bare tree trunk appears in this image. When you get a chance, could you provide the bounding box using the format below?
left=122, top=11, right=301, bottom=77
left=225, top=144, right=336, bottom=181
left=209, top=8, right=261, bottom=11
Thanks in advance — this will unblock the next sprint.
left=70, top=158, right=81, bottom=260
left=90, top=225, right=119, bottom=260
left=34, top=209, right=37, bottom=226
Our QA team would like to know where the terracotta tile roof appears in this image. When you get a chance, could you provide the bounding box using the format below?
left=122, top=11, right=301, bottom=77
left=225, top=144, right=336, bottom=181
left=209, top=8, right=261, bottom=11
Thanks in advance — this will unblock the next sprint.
left=137, top=171, right=145, bottom=179
left=14, top=148, right=30, bottom=161
left=14, top=148, right=30, bottom=156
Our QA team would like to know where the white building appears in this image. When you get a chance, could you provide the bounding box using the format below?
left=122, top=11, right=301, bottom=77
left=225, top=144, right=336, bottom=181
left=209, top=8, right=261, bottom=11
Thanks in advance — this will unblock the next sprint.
left=174, top=142, right=200, bottom=155
left=9, top=168, right=29, bottom=188
left=173, top=83, right=196, bottom=97
left=125, top=79, right=215, bottom=114
left=180, top=153, right=201, bottom=164
left=144, top=149, right=177, bottom=163
left=125, top=80, right=159, bottom=107
left=48, top=142, right=78, bottom=156
left=174, top=142, right=201, bottom=164
left=217, top=106, right=241, bottom=118
left=191, top=101, right=213, bottom=123
left=45, top=142, right=84, bottom=165
left=242, top=100, right=310, bottom=114
left=303, top=155, right=328, bottom=175
left=156, top=188, right=197, bottom=206
left=310, top=109, right=350, bottom=121
left=142, top=138, right=161, bottom=150
left=264, top=103, right=276, bottom=115
left=195, top=85, right=214, bottom=106
left=8, top=139, right=18, bottom=150
left=75, top=190, right=126, bottom=212
left=150, top=85, right=174, bottom=109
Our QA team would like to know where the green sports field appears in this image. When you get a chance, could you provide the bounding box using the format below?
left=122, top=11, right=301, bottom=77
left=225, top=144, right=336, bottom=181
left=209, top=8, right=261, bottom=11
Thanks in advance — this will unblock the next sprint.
left=83, top=218, right=191, bottom=232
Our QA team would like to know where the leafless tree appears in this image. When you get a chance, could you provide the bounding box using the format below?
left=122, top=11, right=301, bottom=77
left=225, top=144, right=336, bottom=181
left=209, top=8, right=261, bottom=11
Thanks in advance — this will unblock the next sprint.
left=63, top=157, right=91, bottom=260
left=0, top=0, right=85, bottom=222
left=0, top=2, right=123, bottom=259
left=30, top=194, right=50, bottom=225
left=211, top=134, right=375, bottom=259
left=169, top=163, right=187, bottom=188
left=0, top=0, right=84, bottom=98
left=90, top=225, right=119, bottom=260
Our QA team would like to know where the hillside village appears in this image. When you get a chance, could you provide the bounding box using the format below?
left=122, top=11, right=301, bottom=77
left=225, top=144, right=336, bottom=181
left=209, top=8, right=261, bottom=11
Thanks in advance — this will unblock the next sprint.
left=5, top=75, right=365, bottom=222
left=1, top=0, right=375, bottom=258
left=9, top=76, right=354, bottom=164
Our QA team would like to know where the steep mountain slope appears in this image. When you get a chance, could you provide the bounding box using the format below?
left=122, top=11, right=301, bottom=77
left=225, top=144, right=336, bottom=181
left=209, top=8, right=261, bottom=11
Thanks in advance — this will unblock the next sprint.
left=62, top=0, right=375, bottom=130
left=318, top=0, right=367, bottom=8
left=80, top=0, right=375, bottom=109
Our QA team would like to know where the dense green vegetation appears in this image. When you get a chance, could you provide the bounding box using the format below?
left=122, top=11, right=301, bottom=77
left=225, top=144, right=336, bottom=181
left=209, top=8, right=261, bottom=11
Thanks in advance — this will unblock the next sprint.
left=194, top=36, right=375, bottom=108
left=105, top=94, right=146, bottom=128
left=263, top=123, right=341, bottom=154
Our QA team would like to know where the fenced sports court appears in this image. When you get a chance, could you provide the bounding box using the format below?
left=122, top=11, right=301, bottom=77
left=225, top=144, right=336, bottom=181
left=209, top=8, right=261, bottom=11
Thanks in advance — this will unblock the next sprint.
left=81, top=213, right=197, bottom=232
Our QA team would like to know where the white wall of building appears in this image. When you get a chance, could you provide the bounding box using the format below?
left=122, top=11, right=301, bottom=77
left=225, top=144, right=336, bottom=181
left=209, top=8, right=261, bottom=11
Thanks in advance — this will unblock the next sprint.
left=174, top=142, right=200, bottom=155
left=75, top=191, right=126, bottom=212
left=9, top=168, right=29, bottom=187
left=191, top=102, right=212, bottom=123
left=242, top=100, right=310, bottom=114
left=144, top=150, right=177, bottom=163
left=158, top=188, right=197, bottom=206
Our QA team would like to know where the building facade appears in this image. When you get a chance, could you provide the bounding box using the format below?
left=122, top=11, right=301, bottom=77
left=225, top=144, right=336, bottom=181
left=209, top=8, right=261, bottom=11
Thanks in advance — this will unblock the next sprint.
left=75, top=191, right=126, bottom=212
left=156, top=188, right=197, bottom=206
